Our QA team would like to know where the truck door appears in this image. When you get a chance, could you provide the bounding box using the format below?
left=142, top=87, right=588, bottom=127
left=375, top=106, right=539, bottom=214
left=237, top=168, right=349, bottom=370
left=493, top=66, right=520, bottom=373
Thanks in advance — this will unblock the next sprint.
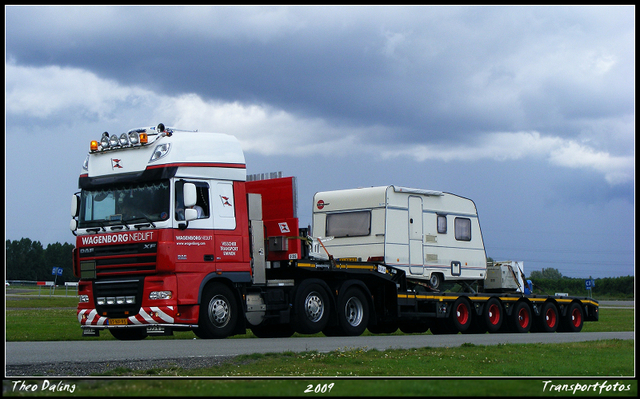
left=408, top=195, right=424, bottom=275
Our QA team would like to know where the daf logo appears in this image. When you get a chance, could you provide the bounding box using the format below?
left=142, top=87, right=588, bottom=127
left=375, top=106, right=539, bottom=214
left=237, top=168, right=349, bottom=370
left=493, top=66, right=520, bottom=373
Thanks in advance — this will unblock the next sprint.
left=79, top=248, right=94, bottom=254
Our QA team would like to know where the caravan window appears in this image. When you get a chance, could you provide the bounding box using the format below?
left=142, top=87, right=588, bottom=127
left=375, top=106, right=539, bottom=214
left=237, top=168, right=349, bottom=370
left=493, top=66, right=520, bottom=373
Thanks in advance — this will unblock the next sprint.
left=326, top=211, right=371, bottom=237
left=437, top=215, right=447, bottom=234
left=454, top=217, right=471, bottom=241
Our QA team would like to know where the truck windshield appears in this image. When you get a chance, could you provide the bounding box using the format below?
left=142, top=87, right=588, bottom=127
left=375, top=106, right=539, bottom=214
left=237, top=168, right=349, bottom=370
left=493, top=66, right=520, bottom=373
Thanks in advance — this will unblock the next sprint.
left=79, top=181, right=170, bottom=228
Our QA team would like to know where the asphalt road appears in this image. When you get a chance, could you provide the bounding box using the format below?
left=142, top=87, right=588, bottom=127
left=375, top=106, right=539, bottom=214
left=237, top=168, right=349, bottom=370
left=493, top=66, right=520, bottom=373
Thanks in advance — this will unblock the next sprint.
left=6, top=331, right=633, bottom=367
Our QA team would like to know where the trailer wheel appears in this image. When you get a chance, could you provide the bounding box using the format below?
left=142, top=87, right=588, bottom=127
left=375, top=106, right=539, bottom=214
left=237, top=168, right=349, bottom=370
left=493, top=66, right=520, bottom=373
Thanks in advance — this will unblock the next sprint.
left=293, top=282, right=330, bottom=334
left=324, top=287, right=370, bottom=336
left=109, top=328, right=148, bottom=340
left=535, top=302, right=559, bottom=333
left=559, top=302, right=583, bottom=333
left=429, top=273, right=443, bottom=290
left=195, top=283, right=239, bottom=339
left=451, top=298, right=473, bottom=333
left=483, top=298, right=503, bottom=333
left=510, top=301, right=532, bottom=333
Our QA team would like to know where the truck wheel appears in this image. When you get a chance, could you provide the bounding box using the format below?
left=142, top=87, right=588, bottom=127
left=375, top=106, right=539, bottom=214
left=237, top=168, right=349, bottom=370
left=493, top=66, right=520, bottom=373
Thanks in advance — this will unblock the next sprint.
left=429, top=273, right=443, bottom=290
left=451, top=298, right=472, bottom=333
left=110, top=328, right=148, bottom=340
left=250, top=323, right=295, bottom=338
left=293, top=282, right=330, bottom=334
left=324, top=287, right=370, bottom=336
left=535, top=302, right=559, bottom=333
left=510, top=301, right=532, bottom=333
left=559, top=302, right=583, bottom=333
left=339, top=287, right=370, bottom=336
left=483, top=298, right=503, bottom=333
left=195, top=283, right=238, bottom=339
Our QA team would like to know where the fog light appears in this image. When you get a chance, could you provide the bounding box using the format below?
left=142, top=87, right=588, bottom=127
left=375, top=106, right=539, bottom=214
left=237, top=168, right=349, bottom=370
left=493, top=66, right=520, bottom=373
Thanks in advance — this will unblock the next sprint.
left=106, top=297, right=116, bottom=305
left=116, top=296, right=125, bottom=305
left=125, top=296, right=135, bottom=304
left=97, top=297, right=105, bottom=305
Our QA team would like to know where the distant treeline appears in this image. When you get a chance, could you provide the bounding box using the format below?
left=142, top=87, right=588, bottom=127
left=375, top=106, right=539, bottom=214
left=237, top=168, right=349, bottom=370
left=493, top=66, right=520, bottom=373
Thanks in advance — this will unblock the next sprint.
left=5, top=239, right=635, bottom=298
left=6, top=239, right=76, bottom=283
left=527, top=267, right=634, bottom=298
left=529, top=276, right=634, bottom=298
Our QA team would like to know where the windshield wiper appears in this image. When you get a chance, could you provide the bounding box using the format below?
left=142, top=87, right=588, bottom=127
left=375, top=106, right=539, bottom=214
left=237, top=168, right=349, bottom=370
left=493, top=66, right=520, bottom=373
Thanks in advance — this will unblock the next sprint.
left=125, top=215, right=157, bottom=229
left=86, top=221, right=107, bottom=233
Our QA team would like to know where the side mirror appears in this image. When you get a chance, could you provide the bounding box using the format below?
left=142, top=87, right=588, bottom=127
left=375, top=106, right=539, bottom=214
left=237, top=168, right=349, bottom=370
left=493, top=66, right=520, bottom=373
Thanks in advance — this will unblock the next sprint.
left=183, top=183, right=197, bottom=208
left=71, top=194, right=80, bottom=218
left=184, top=208, right=198, bottom=222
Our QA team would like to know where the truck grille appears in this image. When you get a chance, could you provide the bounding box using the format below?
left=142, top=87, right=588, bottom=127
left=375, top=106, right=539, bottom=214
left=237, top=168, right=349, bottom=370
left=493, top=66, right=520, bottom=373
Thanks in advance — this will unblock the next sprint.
left=93, top=278, right=144, bottom=317
left=79, top=242, right=157, bottom=278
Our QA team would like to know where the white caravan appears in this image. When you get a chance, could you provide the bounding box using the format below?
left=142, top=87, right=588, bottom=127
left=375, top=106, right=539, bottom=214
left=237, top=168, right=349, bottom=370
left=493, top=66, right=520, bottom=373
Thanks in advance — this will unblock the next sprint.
left=311, top=186, right=487, bottom=289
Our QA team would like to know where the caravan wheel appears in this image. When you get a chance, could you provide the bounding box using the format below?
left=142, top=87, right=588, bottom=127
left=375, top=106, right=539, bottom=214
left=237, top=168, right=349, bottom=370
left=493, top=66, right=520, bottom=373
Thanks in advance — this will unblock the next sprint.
left=429, top=273, right=443, bottom=290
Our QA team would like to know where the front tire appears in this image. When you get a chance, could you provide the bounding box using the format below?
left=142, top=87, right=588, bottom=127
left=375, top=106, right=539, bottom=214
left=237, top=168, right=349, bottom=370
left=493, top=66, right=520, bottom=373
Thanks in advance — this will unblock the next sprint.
left=195, top=283, right=239, bottom=339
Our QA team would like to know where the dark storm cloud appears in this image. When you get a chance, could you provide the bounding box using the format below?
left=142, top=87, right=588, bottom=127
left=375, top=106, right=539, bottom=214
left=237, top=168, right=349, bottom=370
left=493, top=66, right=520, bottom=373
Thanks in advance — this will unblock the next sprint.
left=7, top=5, right=632, bottom=148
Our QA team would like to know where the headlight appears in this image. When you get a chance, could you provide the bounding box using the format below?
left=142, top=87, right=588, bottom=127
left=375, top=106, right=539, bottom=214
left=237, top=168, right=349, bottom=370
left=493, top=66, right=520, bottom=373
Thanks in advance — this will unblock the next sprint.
left=79, top=295, right=89, bottom=303
left=149, top=143, right=171, bottom=163
left=149, top=291, right=172, bottom=300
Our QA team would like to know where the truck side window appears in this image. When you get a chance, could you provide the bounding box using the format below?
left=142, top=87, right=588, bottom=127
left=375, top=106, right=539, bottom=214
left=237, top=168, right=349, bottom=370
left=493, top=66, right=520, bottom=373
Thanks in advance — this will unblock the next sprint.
left=437, top=214, right=447, bottom=234
left=326, top=211, right=371, bottom=237
left=454, top=217, right=471, bottom=241
left=175, top=181, right=210, bottom=220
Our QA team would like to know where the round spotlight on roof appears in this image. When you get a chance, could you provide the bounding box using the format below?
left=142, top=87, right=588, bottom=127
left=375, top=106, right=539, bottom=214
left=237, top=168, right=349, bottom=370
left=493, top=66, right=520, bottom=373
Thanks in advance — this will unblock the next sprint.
left=128, top=131, right=139, bottom=145
left=100, top=134, right=110, bottom=148
left=119, top=133, right=129, bottom=146
left=109, top=134, right=119, bottom=147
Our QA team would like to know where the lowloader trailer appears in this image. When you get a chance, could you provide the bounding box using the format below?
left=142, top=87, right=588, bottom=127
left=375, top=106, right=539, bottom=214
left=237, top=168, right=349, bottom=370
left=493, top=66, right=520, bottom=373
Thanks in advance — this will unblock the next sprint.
left=70, top=124, right=598, bottom=340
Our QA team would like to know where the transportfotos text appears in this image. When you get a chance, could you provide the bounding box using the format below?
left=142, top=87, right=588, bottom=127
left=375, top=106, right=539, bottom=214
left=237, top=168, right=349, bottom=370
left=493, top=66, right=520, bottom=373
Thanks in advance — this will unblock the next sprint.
left=542, top=380, right=632, bottom=394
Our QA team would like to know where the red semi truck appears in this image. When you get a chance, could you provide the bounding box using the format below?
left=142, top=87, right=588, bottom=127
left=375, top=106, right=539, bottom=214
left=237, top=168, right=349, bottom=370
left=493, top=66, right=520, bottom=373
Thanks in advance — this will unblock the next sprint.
left=70, top=124, right=598, bottom=340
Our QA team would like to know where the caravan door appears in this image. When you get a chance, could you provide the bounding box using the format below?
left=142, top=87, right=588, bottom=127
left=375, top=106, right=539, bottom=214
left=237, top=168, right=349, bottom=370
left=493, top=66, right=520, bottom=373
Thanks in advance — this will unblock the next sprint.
left=408, top=196, right=424, bottom=275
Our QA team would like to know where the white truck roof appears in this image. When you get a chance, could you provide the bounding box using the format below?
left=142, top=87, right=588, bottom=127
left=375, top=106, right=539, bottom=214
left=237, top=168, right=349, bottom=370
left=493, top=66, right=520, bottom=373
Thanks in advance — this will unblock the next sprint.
left=83, top=127, right=246, bottom=181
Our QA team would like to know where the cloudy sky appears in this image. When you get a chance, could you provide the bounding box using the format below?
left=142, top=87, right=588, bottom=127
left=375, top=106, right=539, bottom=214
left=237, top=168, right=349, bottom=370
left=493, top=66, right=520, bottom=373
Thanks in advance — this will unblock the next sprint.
left=5, top=5, right=634, bottom=278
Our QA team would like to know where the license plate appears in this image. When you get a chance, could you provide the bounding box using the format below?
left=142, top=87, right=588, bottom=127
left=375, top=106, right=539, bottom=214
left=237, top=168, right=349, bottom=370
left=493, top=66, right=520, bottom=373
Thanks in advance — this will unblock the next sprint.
left=108, top=318, right=128, bottom=325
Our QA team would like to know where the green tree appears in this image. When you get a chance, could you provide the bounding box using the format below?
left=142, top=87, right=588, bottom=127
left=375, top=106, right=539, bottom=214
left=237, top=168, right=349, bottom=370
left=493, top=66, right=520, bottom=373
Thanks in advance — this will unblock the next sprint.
left=528, top=267, right=563, bottom=280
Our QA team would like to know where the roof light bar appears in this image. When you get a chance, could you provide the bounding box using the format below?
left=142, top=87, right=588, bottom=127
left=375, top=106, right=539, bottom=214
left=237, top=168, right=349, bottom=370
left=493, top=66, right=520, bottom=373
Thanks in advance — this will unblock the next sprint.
left=89, top=123, right=170, bottom=153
